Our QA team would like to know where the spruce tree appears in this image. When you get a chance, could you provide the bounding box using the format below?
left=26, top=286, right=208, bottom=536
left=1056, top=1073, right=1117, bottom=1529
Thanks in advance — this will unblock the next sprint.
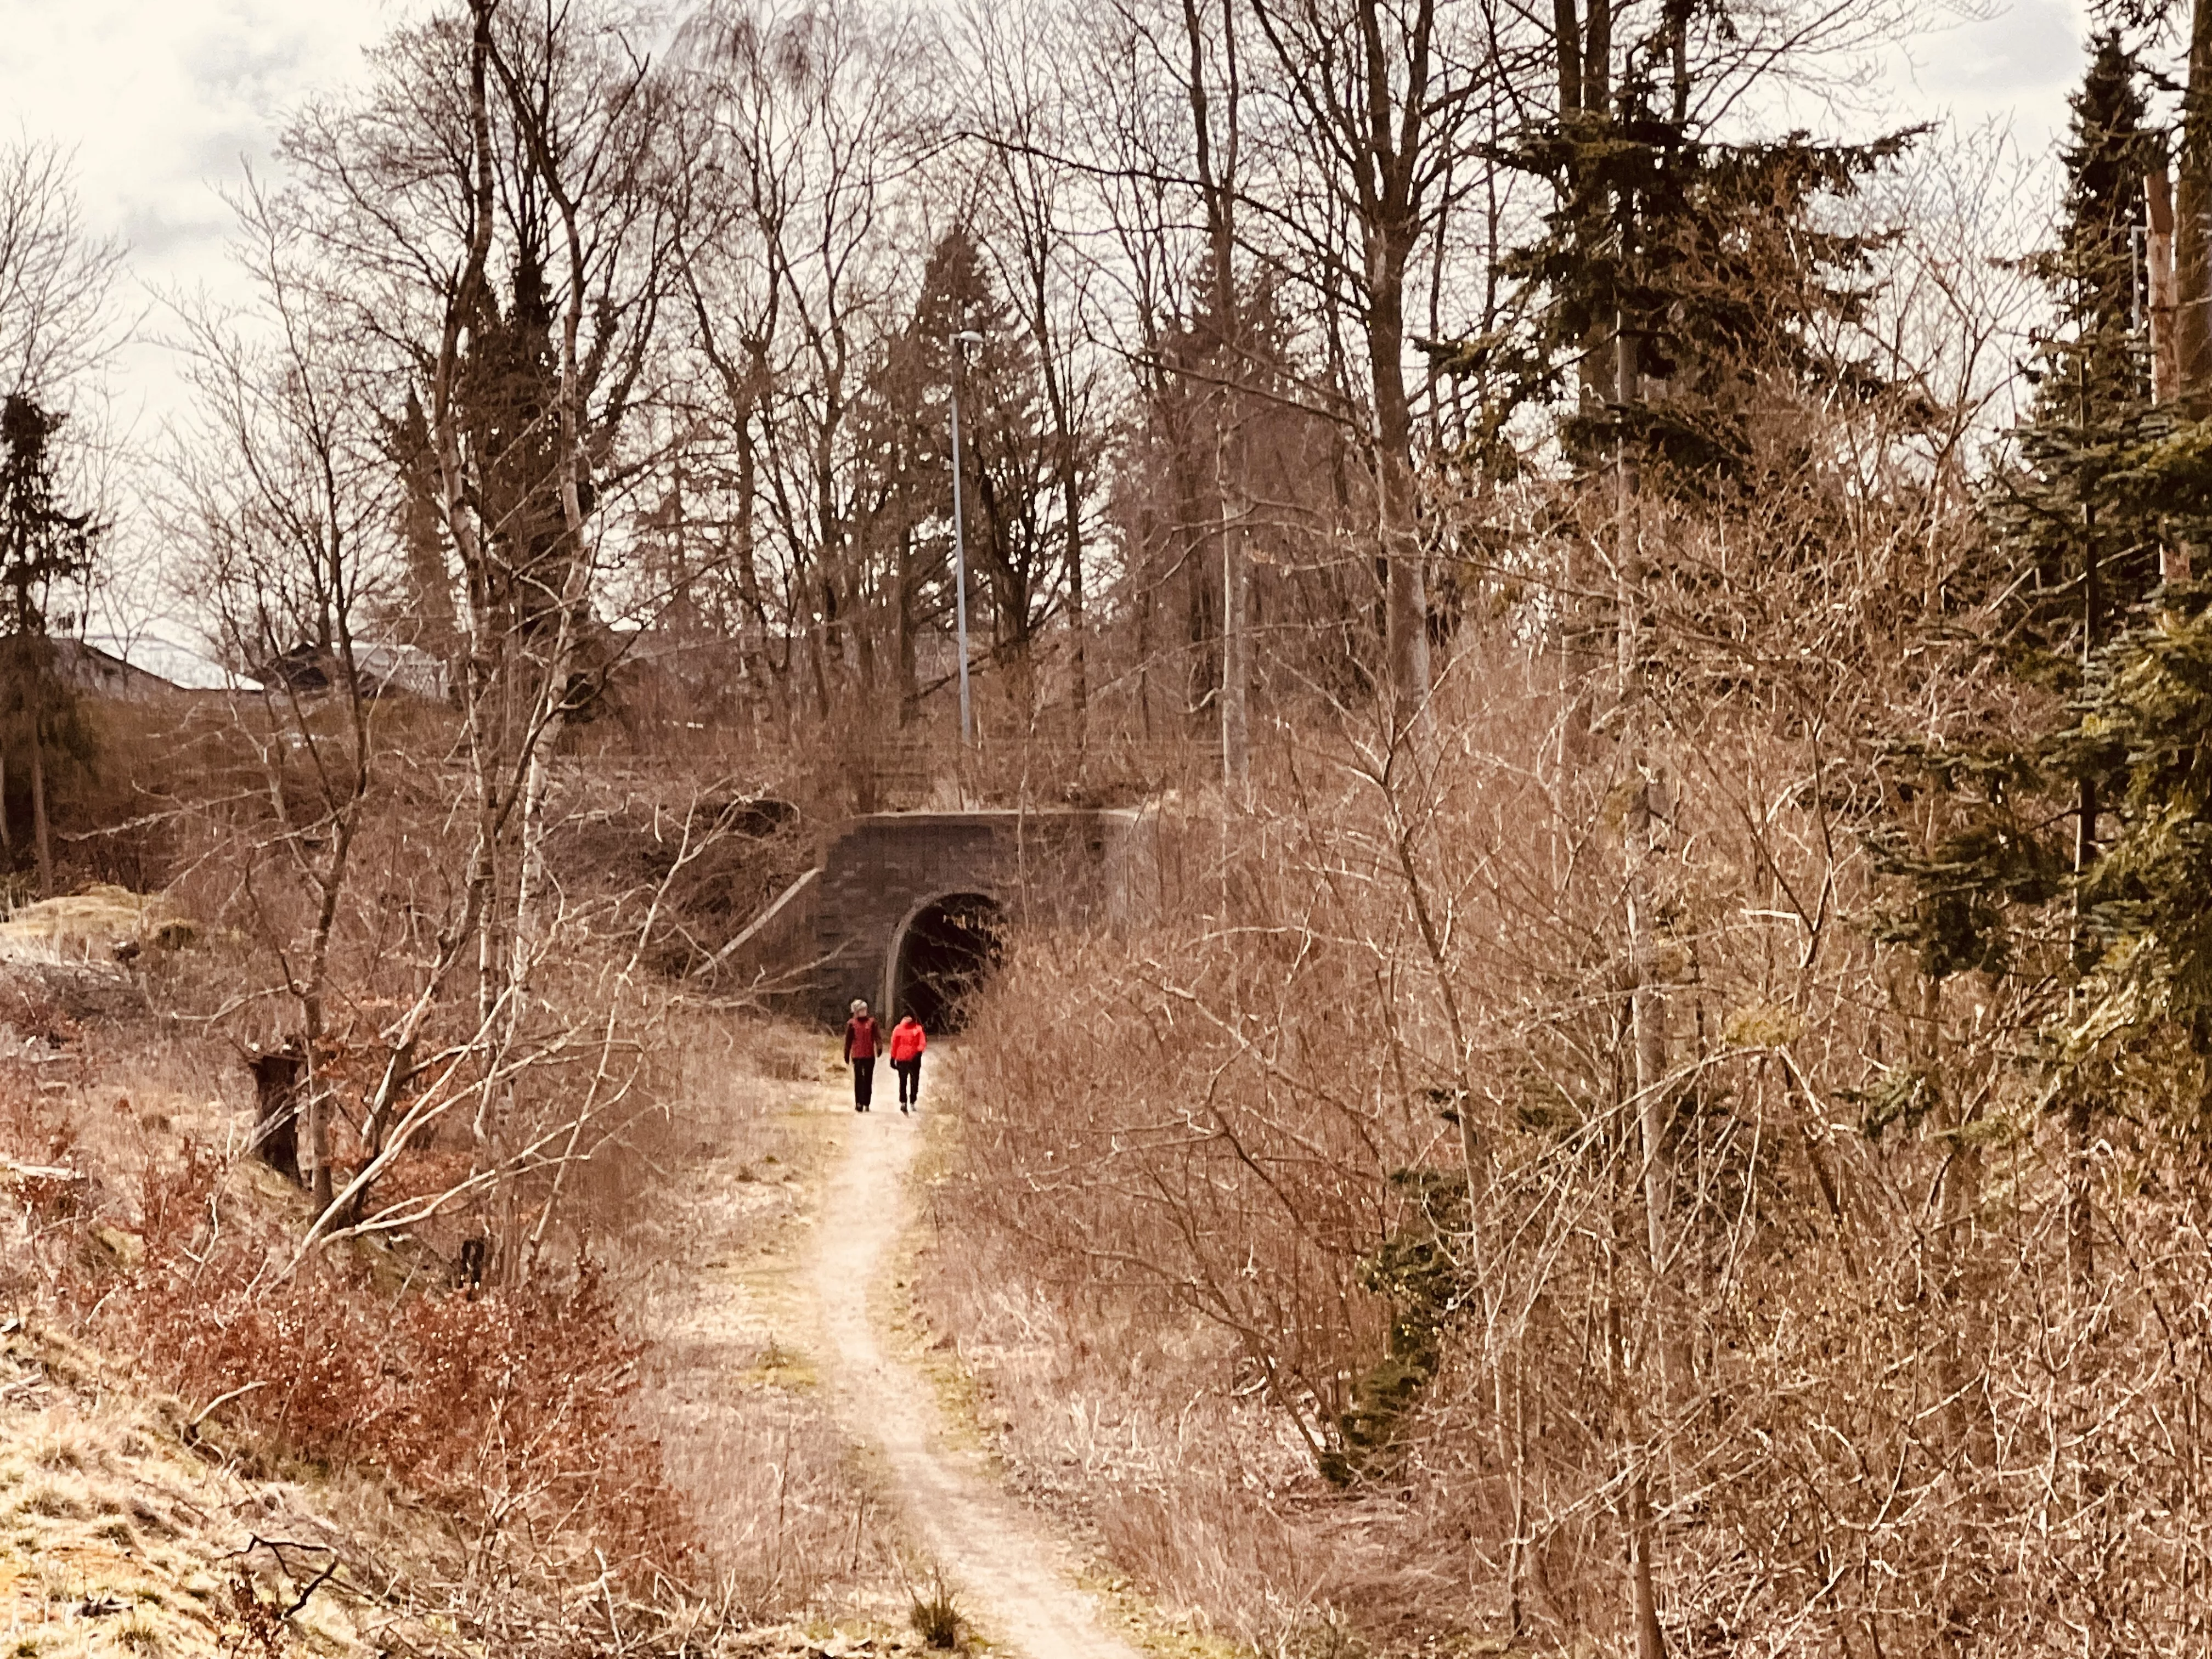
left=1878, top=34, right=2164, bottom=990
left=2002, top=32, right=2163, bottom=661
left=1447, top=33, right=1922, bottom=720
left=903, top=230, right=1070, bottom=681
left=1482, top=53, right=1915, bottom=505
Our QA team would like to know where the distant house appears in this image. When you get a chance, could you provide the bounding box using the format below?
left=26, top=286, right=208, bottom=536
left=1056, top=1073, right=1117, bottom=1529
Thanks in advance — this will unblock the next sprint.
left=252, top=640, right=450, bottom=702
left=606, top=623, right=748, bottom=726
left=58, top=635, right=262, bottom=700
left=360, top=640, right=450, bottom=701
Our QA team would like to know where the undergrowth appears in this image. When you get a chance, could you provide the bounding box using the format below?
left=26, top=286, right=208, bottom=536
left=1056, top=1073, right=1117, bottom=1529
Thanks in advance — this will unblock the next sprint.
left=907, top=1569, right=963, bottom=1650
left=109, top=1141, right=695, bottom=1593
left=3, top=1052, right=706, bottom=1645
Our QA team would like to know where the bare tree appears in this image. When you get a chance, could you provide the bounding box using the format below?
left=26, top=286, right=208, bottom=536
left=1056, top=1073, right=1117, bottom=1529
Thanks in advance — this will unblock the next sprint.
left=0, top=139, right=123, bottom=403
left=676, top=0, right=937, bottom=733
left=1243, top=0, right=1489, bottom=724
left=166, top=180, right=390, bottom=1213
left=258, top=0, right=680, bottom=1259
left=961, top=0, right=1110, bottom=747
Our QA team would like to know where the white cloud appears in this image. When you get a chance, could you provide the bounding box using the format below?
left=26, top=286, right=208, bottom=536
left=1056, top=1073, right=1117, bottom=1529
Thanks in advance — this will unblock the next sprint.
left=1, top=0, right=395, bottom=392
left=1885, top=0, right=2091, bottom=151
left=1921, top=0, right=2085, bottom=97
left=0, top=0, right=398, bottom=631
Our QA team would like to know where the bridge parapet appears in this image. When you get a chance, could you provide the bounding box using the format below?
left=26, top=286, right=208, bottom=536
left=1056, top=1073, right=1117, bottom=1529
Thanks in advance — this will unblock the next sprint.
left=714, top=808, right=1155, bottom=1026
left=815, top=809, right=1150, bottom=1024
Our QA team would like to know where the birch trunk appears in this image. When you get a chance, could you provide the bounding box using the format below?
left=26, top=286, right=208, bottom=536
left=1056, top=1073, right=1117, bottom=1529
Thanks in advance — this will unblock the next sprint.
left=2148, top=167, right=2180, bottom=410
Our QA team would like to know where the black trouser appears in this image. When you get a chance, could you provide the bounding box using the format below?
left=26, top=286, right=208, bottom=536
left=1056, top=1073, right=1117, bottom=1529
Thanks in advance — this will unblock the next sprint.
left=851, top=1057, right=875, bottom=1109
left=894, top=1057, right=922, bottom=1105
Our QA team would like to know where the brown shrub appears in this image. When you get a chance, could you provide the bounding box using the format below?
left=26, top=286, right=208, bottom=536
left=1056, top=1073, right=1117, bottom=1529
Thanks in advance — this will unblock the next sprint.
left=926, top=631, right=2212, bottom=1657
left=109, top=1143, right=696, bottom=1592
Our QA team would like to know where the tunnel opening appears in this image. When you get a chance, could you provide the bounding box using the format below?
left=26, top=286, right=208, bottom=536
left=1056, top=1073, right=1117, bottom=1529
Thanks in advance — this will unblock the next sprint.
left=891, top=892, right=1005, bottom=1034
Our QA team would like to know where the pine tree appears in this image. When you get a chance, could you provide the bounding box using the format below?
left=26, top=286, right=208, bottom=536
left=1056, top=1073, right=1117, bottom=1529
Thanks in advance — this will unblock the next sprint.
left=1872, top=38, right=2212, bottom=1286
left=2001, top=32, right=2164, bottom=660
left=453, top=244, right=614, bottom=722
left=460, top=246, right=574, bottom=641
left=893, top=230, right=1081, bottom=705
left=0, top=393, right=100, bottom=897
left=385, top=390, right=464, bottom=676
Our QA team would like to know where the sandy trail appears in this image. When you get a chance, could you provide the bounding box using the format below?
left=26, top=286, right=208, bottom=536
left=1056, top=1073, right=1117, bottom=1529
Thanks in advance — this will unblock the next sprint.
left=806, top=1095, right=1142, bottom=1659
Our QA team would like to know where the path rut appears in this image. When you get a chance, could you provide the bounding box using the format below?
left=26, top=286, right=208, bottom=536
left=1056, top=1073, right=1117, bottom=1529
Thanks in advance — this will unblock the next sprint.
left=806, top=1100, right=1142, bottom=1659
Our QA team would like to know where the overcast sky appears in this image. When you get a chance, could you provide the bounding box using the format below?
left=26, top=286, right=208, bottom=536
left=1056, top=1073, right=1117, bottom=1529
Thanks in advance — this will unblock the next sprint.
left=1, top=0, right=392, bottom=432
left=2, top=0, right=2098, bottom=395
left=0, top=0, right=2100, bottom=630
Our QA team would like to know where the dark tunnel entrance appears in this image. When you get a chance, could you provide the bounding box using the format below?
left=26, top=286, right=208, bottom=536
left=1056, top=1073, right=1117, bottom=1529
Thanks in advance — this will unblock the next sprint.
left=891, top=892, right=1005, bottom=1034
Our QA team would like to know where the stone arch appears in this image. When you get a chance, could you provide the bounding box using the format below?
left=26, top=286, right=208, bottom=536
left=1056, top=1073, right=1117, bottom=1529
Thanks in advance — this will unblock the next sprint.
left=885, top=890, right=1005, bottom=1034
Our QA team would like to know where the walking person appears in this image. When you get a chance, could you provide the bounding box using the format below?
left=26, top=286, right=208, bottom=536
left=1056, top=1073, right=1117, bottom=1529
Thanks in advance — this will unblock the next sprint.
left=844, top=999, right=881, bottom=1111
left=889, top=1013, right=927, bottom=1113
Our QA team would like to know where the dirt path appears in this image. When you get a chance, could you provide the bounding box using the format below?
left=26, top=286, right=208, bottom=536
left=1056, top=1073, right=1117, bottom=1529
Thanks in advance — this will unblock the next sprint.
left=806, top=1093, right=1143, bottom=1659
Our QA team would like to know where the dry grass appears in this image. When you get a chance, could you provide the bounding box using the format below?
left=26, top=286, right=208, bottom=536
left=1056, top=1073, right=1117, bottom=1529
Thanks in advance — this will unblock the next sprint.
left=0, top=970, right=970, bottom=1659
left=0, top=1328, right=472, bottom=1659
left=0, top=887, right=190, bottom=966
left=911, top=636, right=2212, bottom=1656
left=917, top=1226, right=1404, bottom=1655
left=605, top=1011, right=907, bottom=1624
left=0, top=957, right=720, bottom=1650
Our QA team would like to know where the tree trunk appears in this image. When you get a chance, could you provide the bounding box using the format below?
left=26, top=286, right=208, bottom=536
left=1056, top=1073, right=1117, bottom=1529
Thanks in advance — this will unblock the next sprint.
left=735, top=400, right=774, bottom=716
left=1615, top=247, right=1675, bottom=1644
left=29, top=720, right=51, bottom=899
left=1136, top=578, right=1154, bottom=740
left=2146, top=167, right=2197, bottom=587
left=1220, top=432, right=1250, bottom=794
left=1608, top=1215, right=1666, bottom=1659
left=1026, top=257, right=1089, bottom=751
left=307, top=1075, right=334, bottom=1211
left=1629, top=1469, right=1666, bottom=1659
left=1553, top=0, right=1611, bottom=744
left=2176, top=0, right=2212, bottom=406
left=1616, top=318, right=1672, bottom=1368
left=1369, top=265, right=1430, bottom=728
left=249, top=1046, right=305, bottom=1183
left=896, top=526, right=919, bottom=727
left=2068, top=504, right=2102, bottom=1295
left=2067, top=1091, right=2094, bottom=1291
left=2149, top=167, right=2181, bottom=409
left=1185, top=0, right=1251, bottom=779
left=1063, top=450, right=1088, bottom=745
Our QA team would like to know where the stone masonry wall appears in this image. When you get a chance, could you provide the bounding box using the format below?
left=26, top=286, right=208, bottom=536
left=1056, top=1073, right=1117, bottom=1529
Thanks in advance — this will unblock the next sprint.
left=805, top=808, right=1144, bottom=1024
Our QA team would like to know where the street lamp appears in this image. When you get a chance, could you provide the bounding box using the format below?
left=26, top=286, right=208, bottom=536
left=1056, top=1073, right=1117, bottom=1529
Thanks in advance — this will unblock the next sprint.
left=949, top=330, right=984, bottom=748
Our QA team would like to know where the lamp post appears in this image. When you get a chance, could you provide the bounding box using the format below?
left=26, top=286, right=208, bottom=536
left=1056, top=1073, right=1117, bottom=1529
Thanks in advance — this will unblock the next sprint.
left=949, top=330, right=983, bottom=748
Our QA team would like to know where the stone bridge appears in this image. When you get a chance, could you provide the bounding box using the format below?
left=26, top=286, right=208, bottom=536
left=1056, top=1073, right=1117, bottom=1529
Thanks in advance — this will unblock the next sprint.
left=718, top=808, right=1155, bottom=1030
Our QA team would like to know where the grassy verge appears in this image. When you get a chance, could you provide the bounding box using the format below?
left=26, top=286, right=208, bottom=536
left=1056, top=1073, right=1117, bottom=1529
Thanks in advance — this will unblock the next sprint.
left=890, top=1053, right=1267, bottom=1659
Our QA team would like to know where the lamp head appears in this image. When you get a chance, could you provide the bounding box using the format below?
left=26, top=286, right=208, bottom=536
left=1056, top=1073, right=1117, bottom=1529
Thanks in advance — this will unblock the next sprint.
left=953, top=330, right=984, bottom=346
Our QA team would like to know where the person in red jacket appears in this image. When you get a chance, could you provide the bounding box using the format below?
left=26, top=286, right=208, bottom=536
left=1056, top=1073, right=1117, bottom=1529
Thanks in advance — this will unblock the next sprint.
left=843, top=999, right=881, bottom=1111
left=888, top=1014, right=927, bottom=1113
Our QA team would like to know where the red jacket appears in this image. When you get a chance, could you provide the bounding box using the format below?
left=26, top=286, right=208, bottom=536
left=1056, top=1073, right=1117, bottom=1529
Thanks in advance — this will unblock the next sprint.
left=889, top=1018, right=926, bottom=1063
left=844, top=1015, right=880, bottom=1060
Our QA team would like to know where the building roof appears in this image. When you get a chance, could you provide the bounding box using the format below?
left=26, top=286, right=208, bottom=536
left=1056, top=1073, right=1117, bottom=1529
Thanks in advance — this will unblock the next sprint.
left=77, top=633, right=262, bottom=695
